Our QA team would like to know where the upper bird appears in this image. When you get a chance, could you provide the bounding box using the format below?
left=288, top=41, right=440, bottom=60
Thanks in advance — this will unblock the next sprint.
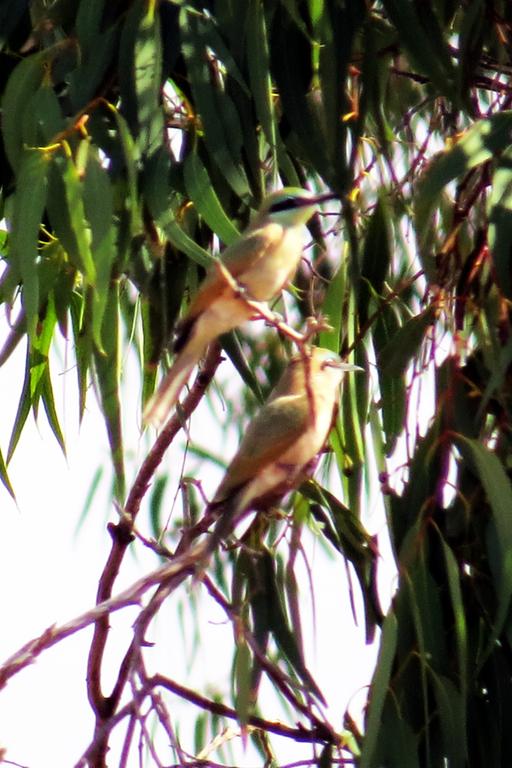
left=143, top=187, right=337, bottom=427
left=209, top=346, right=359, bottom=542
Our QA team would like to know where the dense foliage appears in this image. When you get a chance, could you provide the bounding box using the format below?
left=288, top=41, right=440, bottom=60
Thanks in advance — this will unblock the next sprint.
left=2, top=1, right=512, bottom=766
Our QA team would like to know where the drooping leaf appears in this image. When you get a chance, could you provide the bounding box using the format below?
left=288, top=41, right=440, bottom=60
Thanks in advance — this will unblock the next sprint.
left=133, top=0, right=164, bottom=158
left=360, top=612, right=398, bottom=768
left=47, top=153, right=96, bottom=285
left=379, top=306, right=435, bottom=378
left=82, top=151, right=115, bottom=351
left=456, top=435, right=512, bottom=658
left=10, top=149, right=49, bottom=339
left=380, top=0, right=456, bottom=101
left=415, top=111, right=512, bottom=275
left=233, top=636, right=252, bottom=728
left=318, top=259, right=346, bottom=352
left=359, top=196, right=392, bottom=325
left=488, top=147, right=512, bottom=298
left=143, top=147, right=212, bottom=268
left=184, top=152, right=240, bottom=245
left=0, top=447, right=15, bottom=500
left=429, top=670, right=467, bottom=768
left=93, top=282, right=125, bottom=501
left=179, top=7, right=249, bottom=196
left=260, top=549, right=326, bottom=704
left=2, top=51, right=46, bottom=171
left=246, top=0, right=276, bottom=153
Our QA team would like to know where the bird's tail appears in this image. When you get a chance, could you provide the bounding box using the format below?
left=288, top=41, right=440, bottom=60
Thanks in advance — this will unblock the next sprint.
left=143, top=342, right=201, bottom=428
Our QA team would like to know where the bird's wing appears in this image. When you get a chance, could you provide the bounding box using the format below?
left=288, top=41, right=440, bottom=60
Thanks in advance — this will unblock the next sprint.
left=185, top=226, right=283, bottom=319
left=213, top=394, right=309, bottom=503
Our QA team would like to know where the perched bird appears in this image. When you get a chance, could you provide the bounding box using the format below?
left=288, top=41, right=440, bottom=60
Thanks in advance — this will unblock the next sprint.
left=144, top=187, right=337, bottom=426
left=208, top=347, right=360, bottom=541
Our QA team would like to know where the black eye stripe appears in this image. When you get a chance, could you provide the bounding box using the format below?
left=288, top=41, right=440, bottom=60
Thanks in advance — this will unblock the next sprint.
left=268, top=196, right=310, bottom=213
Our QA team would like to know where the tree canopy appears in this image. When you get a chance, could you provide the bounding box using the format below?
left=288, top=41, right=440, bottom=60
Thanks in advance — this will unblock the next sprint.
left=2, top=1, right=512, bottom=766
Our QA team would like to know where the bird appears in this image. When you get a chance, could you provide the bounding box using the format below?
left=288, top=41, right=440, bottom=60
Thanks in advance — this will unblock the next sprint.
left=143, top=187, right=337, bottom=427
left=207, top=346, right=360, bottom=543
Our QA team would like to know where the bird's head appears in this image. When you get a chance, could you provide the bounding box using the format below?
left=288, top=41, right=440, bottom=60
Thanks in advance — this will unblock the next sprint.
left=303, top=347, right=362, bottom=388
left=258, top=187, right=338, bottom=227
left=273, top=347, right=361, bottom=399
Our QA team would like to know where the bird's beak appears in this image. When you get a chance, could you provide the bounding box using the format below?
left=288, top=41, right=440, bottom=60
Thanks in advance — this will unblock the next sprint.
left=326, top=361, right=363, bottom=372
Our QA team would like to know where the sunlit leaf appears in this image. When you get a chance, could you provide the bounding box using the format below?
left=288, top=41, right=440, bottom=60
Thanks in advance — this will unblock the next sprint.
left=184, top=152, right=240, bottom=245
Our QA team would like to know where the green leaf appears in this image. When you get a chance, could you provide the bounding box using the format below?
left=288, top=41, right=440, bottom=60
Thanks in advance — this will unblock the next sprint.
left=76, top=466, right=104, bottom=533
left=455, top=0, right=485, bottom=105
left=220, top=331, right=264, bottom=404
left=376, top=700, right=420, bottom=768
left=380, top=0, right=456, bottom=100
left=379, top=306, right=435, bottom=377
left=93, top=283, right=125, bottom=501
left=69, top=289, right=92, bottom=421
left=82, top=151, right=115, bottom=351
left=70, top=18, right=118, bottom=109
left=2, top=51, right=46, bottom=171
left=149, top=475, right=168, bottom=540
left=184, top=152, right=240, bottom=245
left=41, top=365, right=66, bottom=456
left=0, top=447, right=15, bottom=500
left=270, top=7, right=333, bottom=185
left=374, top=304, right=406, bottom=453
left=143, top=148, right=212, bottom=268
left=10, top=150, right=49, bottom=339
left=26, top=85, right=66, bottom=147
left=234, top=637, right=252, bottom=728
left=455, top=435, right=512, bottom=658
left=260, top=550, right=326, bottom=704
left=179, top=7, right=249, bottom=196
left=429, top=671, right=467, bottom=768
left=407, top=555, right=446, bottom=669
left=47, top=153, right=96, bottom=285
left=134, top=1, right=163, bottom=158
left=359, top=196, right=392, bottom=325
left=360, top=612, right=398, bottom=768
left=7, top=348, right=33, bottom=463
left=246, top=0, right=276, bottom=151
left=488, top=147, right=512, bottom=298
left=107, top=104, right=141, bottom=240
left=415, top=111, right=512, bottom=273
left=439, top=534, right=467, bottom=695
left=318, top=260, right=345, bottom=352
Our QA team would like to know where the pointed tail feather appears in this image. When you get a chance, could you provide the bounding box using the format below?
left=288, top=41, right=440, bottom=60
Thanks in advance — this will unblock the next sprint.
left=143, top=349, right=198, bottom=427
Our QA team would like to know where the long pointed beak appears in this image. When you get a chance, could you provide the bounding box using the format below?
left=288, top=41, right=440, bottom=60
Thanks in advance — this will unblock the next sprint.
left=327, top=361, right=363, bottom=372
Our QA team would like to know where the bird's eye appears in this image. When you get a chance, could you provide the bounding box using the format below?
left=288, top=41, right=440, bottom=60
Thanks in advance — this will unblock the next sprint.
left=268, top=195, right=305, bottom=214
left=321, top=357, right=338, bottom=369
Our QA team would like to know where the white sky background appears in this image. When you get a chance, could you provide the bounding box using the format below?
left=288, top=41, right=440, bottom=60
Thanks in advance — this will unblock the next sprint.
left=0, top=305, right=397, bottom=767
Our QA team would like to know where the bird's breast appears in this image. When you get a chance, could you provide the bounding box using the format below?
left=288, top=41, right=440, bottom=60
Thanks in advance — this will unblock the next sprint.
left=241, top=225, right=304, bottom=301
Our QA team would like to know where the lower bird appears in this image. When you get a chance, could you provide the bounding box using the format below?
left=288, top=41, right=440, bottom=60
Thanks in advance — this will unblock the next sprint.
left=207, top=346, right=360, bottom=543
left=143, top=187, right=337, bottom=427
